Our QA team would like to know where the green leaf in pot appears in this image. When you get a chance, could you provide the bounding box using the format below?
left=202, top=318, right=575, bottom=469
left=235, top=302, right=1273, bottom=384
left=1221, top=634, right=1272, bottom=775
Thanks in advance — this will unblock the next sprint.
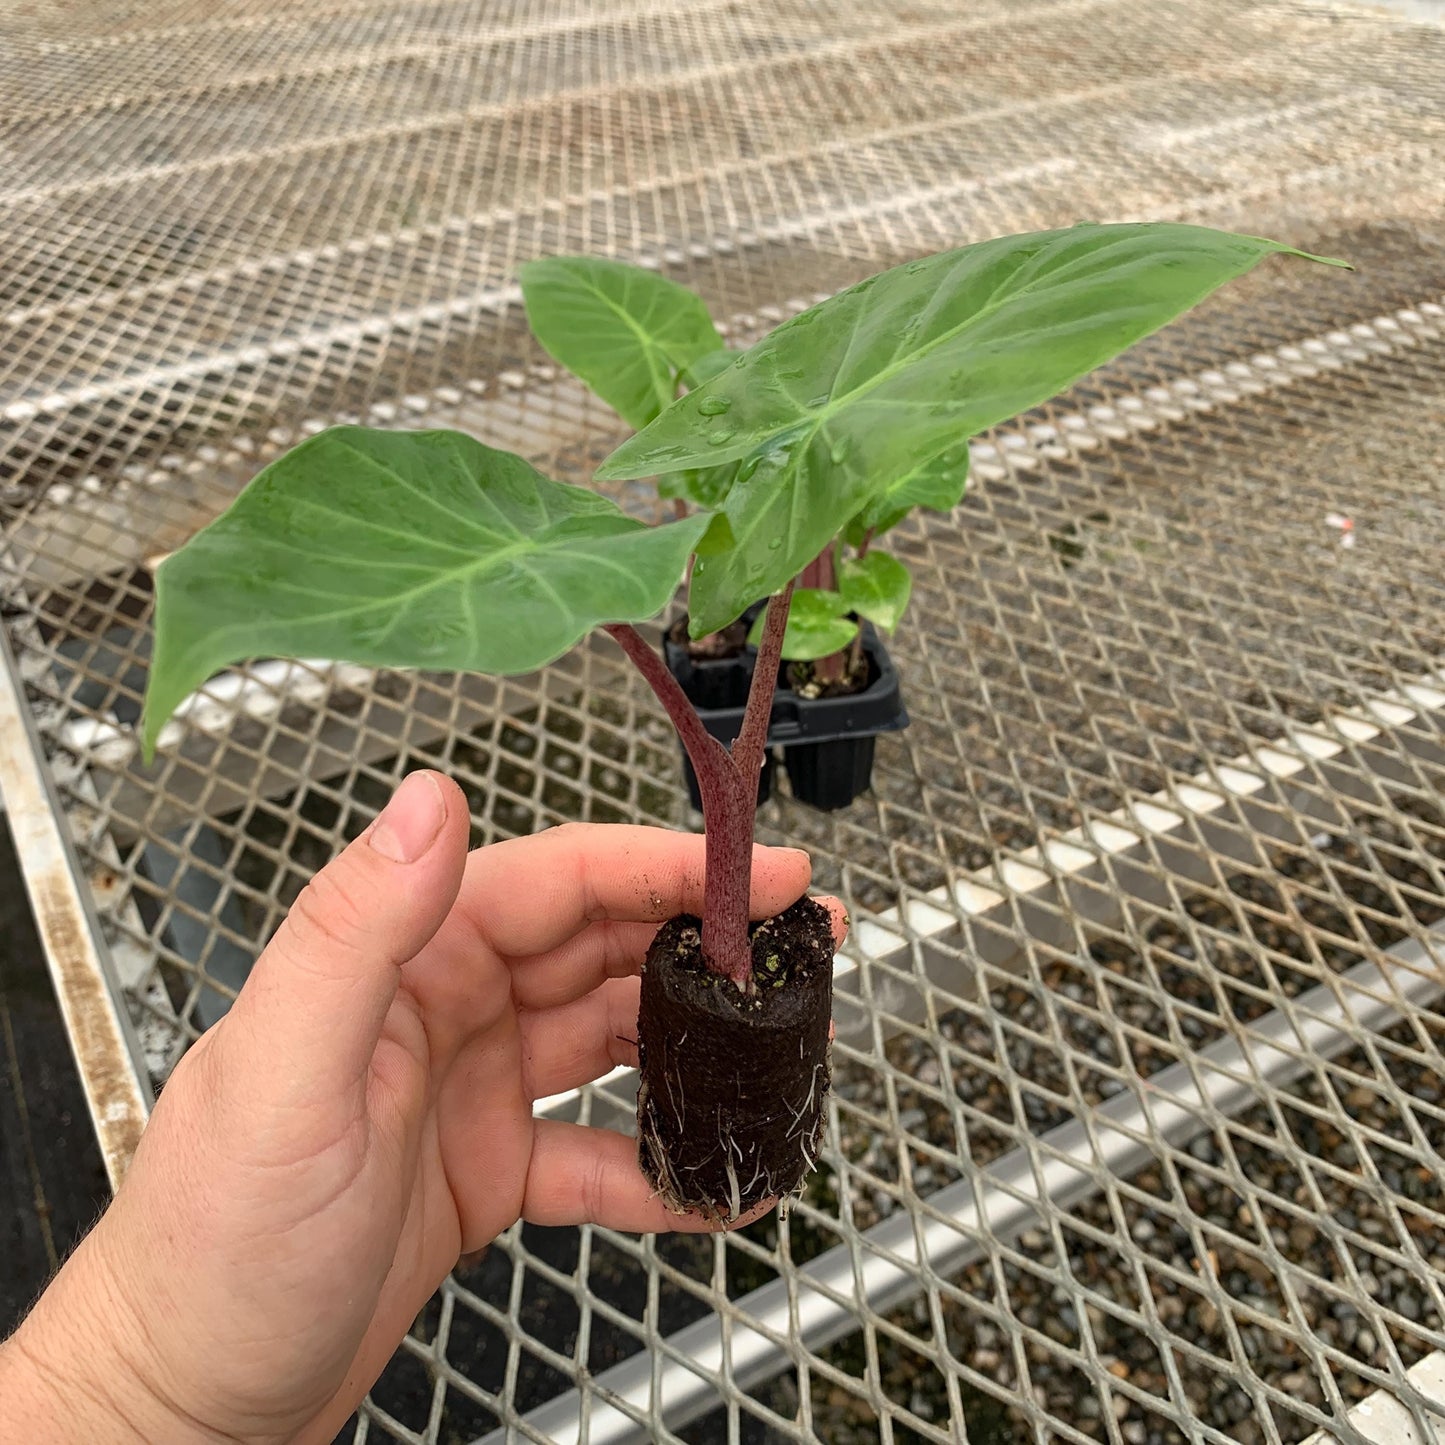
left=838, top=552, right=911, bottom=633
left=746, top=588, right=858, bottom=661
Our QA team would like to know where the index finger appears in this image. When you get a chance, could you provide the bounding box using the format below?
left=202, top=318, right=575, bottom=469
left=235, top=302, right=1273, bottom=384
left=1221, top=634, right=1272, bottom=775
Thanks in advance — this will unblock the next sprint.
left=456, top=823, right=811, bottom=958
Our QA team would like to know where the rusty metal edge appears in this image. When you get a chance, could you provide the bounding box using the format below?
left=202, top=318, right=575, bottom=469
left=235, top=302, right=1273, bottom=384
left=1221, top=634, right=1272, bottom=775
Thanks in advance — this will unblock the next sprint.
left=0, top=623, right=150, bottom=1190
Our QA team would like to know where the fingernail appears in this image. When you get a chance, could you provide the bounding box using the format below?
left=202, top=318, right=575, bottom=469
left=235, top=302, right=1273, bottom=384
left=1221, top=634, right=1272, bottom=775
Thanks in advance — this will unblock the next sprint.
left=370, top=772, right=446, bottom=863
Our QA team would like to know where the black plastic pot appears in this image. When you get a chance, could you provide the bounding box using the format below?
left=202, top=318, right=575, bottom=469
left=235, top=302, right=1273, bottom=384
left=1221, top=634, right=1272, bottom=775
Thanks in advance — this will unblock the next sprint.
left=776, top=623, right=909, bottom=811
left=662, top=608, right=773, bottom=810
left=663, top=616, right=908, bottom=813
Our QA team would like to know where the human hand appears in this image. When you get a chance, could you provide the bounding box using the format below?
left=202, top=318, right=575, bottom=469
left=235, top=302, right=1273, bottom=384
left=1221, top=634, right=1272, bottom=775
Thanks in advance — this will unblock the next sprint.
left=2, top=771, right=841, bottom=1443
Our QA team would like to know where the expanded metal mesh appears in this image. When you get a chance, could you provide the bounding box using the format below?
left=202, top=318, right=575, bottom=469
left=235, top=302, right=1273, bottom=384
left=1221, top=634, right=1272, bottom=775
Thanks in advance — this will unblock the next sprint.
left=2, top=0, right=1445, bottom=1440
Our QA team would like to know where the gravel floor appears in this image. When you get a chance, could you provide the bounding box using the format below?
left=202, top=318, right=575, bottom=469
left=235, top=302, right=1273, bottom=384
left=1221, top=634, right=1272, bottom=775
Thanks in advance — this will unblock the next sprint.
left=788, top=801, right=1445, bottom=1444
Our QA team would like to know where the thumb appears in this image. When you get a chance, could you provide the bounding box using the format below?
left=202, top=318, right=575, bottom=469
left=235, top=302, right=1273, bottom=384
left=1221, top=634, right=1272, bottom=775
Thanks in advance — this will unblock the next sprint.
left=222, top=770, right=470, bottom=1099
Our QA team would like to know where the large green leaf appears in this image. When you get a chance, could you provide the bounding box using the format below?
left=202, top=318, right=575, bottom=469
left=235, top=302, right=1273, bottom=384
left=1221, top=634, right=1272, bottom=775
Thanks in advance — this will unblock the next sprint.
left=142, top=427, right=708, bottom=758
left=598, top=223, right=1345, bottom=634
left=520, top=256, right=724, bottom=429
left=838, top=552, right=911, bottom=633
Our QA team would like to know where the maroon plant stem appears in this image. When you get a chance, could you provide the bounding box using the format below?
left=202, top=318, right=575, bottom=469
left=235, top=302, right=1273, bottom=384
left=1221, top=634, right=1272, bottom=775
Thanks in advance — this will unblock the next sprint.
left=800, top=547, right=836, bottom=592
left=603, top=582, right=797, bottom=992
left=700, top=581, right=794, bottom=987
left=731, top=579, right=793, bottom=789
left=602, top=624, right=734, bottom=812
left=800, top=544, right=847, bottom=684
left=855, top=526, right=874, bottom=560
left=602, top=622, right=755, bottom=987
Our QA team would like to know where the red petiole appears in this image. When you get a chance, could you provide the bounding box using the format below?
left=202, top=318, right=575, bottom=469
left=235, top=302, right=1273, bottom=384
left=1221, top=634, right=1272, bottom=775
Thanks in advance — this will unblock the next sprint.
left=603, top=577, right=796, bottom=992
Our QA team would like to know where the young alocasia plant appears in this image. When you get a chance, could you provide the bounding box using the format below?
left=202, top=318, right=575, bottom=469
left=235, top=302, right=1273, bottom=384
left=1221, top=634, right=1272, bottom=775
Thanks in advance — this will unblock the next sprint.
left=143, top=222, right=1342, bottom=1219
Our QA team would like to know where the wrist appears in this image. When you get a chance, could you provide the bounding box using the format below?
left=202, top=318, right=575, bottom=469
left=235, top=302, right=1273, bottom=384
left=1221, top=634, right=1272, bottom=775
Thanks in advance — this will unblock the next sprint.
left=1, top=1230, right=235, bottom=1445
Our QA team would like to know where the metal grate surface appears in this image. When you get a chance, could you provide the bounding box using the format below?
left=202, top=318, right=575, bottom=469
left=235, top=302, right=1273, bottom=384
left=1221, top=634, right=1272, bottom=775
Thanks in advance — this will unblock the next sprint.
left=2, top=0, right=1445, bottom=1440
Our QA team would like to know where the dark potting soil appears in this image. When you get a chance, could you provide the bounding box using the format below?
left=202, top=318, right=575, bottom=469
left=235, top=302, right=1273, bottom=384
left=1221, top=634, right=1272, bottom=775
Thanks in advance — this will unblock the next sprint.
left=636, top=896, right=835, bottom=1222
left=786, top=649, right=871, bottom=700
left=667, top=616, right=749, bottom=661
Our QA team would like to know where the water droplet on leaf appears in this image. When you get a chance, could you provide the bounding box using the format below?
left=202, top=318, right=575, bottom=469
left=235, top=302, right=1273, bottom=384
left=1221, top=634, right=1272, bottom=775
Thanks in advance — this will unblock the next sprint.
left=706, top=428, right=736, bottom=445
left=830, top=437, right=852, bottom=464
left=698, top=397, right=731, bottom=416
left=767, top=537, right=783, bottom=550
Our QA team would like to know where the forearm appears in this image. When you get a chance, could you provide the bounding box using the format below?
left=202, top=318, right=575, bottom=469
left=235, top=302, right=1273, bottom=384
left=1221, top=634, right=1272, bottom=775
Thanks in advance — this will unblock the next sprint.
left=0, top=1232, right=231, bottom=1445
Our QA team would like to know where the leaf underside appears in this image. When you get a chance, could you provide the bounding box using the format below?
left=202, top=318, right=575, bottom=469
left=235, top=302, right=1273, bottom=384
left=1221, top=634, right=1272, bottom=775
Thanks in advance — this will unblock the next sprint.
left=848, top=441, right=971, bottom=542
left=142, top=427, right=707, bottom=757
left=597, top=222, right=1345, bottom=635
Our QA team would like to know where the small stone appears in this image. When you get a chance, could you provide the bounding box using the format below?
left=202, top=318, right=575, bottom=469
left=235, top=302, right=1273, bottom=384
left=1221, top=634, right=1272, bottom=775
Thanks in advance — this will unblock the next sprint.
left=973, top=1349, right=1001, bottom=1373
left=1019, top=1230, right=1047, bottom=1251
left=1113, top=1395, right=1130, bottom=1421
left=1124, top=1424, right=1147, bottom=1444
left=1107, top=1360, right=1130, bottom=1379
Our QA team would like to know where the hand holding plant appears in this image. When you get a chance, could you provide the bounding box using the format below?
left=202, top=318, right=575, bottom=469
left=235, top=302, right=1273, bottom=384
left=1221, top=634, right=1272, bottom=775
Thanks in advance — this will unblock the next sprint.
left=0, top=785, right=831, bottom=1444
left=141, top=222, right=1344, bottom=1221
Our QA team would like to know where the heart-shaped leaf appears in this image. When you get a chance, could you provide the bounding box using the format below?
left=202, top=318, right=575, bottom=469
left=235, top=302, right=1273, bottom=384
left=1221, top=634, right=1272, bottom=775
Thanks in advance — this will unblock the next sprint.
left=747, top=588, right=858, bottom=661
left=598, top=223, right=1345, bottom=634
left=520, top=256, right=724, bottom=429
left=838, top=552, right=911, bottom=633
left=847, top=441, right=970, bottom=543
left=142, top=427, right=708, bottom=758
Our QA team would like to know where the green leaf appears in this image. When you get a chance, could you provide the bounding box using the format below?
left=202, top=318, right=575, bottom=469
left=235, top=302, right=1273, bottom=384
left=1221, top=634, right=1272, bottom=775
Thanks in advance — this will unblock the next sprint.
left=520, top=256, right=723, bottom=429
left=838, top=552, right=911, bottom=633
left=847, top=441, right=970, bottom=543
left=747, top=588, right=858, bottom=661
left=142, top=427, right=708, bottom=759
left=681, top=349, right=738, bottom=389
left=658, top=461, right=738, bottom=509
left=600, top=223, right=1345, bottom=633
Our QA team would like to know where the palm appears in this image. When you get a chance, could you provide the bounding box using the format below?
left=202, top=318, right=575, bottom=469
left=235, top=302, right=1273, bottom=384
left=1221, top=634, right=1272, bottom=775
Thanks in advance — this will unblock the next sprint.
left=18, top=784, right=827, bottom=1445
left=276, top=819, right=817, bottom=1441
